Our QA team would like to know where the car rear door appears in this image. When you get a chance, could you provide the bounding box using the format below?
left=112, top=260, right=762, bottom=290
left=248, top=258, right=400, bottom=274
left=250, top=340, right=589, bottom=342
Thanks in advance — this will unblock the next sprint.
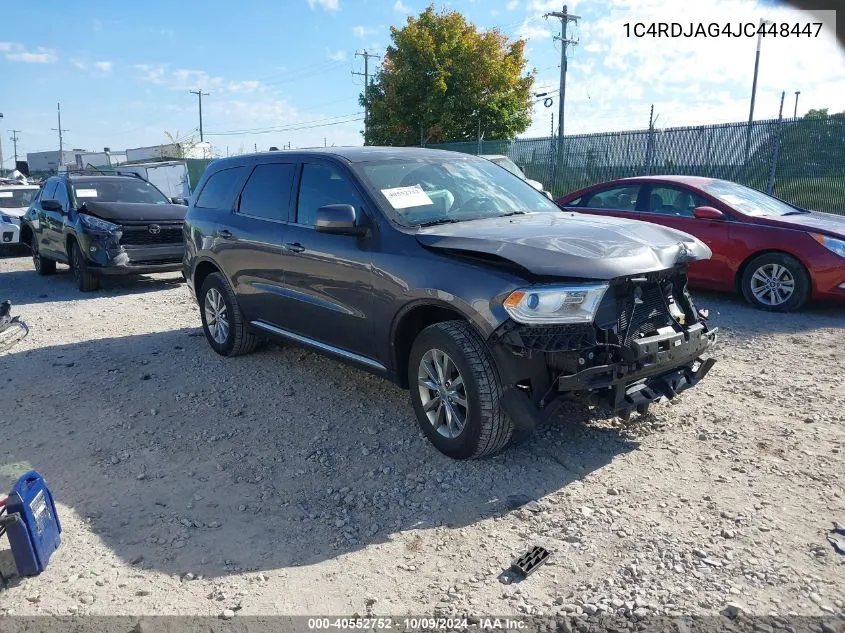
left=270, top=159, right=376, bottom=361
left=208, top=162, right=296, bottom=325
left=638, top=183, right=734, bottom=288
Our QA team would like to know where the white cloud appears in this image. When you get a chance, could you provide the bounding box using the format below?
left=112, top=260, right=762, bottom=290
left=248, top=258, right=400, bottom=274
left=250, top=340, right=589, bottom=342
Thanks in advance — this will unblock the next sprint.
left=516, top=18, right=551, bottom=40
left=327, top=49, right=348, bottom=61
left=0, top=42, right=57, bottom=63
left=307, top=0, right=340, bottom=11
left=352, top=25, right=376, bottom=38
left=506, top=0, right=519, bottom=9
left=94, top=61, right=113, bottom=72
left=135, top=64, right=264, bottom=93
left=393, top=0, right=411, bottom=12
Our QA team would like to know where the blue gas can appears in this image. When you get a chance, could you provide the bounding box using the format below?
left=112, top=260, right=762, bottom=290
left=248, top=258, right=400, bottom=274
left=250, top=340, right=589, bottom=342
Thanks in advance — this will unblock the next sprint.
left=3, top=471, right=61, bottom=576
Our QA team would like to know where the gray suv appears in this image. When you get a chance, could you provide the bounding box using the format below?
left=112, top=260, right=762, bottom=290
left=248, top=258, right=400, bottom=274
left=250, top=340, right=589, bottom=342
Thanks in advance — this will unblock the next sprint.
left=183, top=147, right=717, bottom=459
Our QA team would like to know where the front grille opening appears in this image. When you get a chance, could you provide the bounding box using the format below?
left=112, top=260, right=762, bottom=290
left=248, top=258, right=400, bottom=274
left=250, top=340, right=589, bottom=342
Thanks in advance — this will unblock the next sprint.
left=119, top=227, right=184, bottom=246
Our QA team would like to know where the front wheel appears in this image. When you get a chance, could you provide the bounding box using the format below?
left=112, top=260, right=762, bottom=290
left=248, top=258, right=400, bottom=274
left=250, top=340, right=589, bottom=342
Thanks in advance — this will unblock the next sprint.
left=740, top=253, right=809, bottom=312
left=408, top=321, right=514, bottom=459
left=70, top=241, right=100, bottom=292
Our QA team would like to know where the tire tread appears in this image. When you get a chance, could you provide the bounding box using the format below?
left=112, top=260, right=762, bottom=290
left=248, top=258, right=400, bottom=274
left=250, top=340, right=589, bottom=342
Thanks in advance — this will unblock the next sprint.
left=201, top=272, right=258, bottom=357
left=430, top=320, right=513, bottom=458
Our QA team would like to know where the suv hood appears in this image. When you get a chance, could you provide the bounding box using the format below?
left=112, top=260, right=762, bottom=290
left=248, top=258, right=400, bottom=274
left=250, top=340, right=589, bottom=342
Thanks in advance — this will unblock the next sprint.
left=415, top=211, right=712, bottom=279
left=0, top=206, right=28, bottom=218
left=80, top=201, right=187, bottom=223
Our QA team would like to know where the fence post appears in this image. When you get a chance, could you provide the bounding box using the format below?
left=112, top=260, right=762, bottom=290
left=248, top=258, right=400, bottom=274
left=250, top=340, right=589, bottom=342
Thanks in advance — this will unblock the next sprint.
left=766, top=92, right=786, bottom=195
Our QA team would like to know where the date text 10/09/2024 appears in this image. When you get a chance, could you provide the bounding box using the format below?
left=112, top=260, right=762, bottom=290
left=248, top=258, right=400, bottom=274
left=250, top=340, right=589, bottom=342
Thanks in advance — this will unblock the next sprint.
left=307, top=618, right=527, bottom=630
left=624, top=22, right=824, bottom=38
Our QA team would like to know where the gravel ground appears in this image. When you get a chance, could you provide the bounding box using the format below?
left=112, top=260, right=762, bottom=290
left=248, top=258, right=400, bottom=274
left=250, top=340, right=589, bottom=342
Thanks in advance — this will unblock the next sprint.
left=0, top=248, right=843, bottom=619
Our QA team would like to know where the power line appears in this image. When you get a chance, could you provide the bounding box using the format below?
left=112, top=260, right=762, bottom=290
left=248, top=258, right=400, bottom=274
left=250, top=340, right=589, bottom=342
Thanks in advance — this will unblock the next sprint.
left=189, top=90, right=210, bottom=142
left=205, top=113, right=364, bottom=137
left=206, top=112, right=363, bottom=135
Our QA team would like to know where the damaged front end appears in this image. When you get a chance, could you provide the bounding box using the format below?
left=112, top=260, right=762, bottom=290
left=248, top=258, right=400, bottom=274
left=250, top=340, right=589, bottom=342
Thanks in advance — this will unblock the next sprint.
left=490, top=265, right=717, bottom=430
left=0, top=300, right=29, bottom=354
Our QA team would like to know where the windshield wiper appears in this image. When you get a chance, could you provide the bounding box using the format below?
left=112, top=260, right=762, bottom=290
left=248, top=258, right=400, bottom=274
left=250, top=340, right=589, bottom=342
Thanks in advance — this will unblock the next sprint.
left=498, top=211, right=528, bottom=217
left=782, top=209, right=810, bottom=215
left=416, top=218, right=460, bottom=227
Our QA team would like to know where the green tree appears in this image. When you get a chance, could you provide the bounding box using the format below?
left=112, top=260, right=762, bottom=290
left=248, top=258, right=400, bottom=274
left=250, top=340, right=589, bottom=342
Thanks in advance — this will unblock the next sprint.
left=361, top=4, right=535, bottom=146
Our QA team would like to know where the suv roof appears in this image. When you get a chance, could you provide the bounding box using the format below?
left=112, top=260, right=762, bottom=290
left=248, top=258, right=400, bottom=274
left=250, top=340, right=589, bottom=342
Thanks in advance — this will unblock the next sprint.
left=209, top=146, right=463, bottom=169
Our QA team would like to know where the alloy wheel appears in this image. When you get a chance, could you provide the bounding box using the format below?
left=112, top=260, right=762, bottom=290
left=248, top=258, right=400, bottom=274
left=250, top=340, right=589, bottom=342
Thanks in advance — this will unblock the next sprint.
left=750, top=263, right=795, bottom=306
left=204, top=287, right=230, bottom=344
left=417, top=348, right=469, bottom=439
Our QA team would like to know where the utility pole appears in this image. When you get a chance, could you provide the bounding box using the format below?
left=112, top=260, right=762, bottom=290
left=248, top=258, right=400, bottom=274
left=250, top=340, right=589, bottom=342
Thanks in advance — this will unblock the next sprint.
left=743, top=18, right=773, bottom=179
left=0, top=113, right=4, bottom=176
left=645, top=104, right=655, bottom=175
left=353, top=50, right=380, bottom=144
left=793, top=91, right=800, bottom=118
left=51, top=102, right=69, bottom=166
left=544, top=4, right=579, bottom=188
left=9, top=130, right=20, bottom=166
left=189, top=90, right=209, bottom=142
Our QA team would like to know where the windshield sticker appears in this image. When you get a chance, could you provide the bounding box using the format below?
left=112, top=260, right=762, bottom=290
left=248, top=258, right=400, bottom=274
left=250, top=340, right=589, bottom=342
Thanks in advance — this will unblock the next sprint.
left=381, top=185, right=433, bottom=209
left=75, top=189, right=99, bottom=198
left=0, top=192, right=13, bottom=198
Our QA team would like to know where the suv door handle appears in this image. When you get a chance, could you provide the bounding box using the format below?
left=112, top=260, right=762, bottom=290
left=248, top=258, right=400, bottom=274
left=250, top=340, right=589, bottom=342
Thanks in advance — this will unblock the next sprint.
left=218, top=229, right=233, bottom=239
left=284, top=242, right=305, bottom=253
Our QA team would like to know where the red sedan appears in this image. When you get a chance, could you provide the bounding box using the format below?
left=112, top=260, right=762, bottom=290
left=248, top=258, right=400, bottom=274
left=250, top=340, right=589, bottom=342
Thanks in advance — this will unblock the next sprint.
left=556, top=176, right=845, bottom=312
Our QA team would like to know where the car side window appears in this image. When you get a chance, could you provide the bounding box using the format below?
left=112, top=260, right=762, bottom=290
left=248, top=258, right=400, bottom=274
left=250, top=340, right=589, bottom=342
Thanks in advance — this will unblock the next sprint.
left=646, top=186, right=710, bottom=217
left=41, top=180, right=58, bottom=202
left=195, top=167, right=246, bottom=210
left=53, top=182, right=70, bottom=211
left=237, top=163, right=295, bottom=221
left=576, top=186, right=640, bottom=211
left=296, top=163, right=363, bottom=227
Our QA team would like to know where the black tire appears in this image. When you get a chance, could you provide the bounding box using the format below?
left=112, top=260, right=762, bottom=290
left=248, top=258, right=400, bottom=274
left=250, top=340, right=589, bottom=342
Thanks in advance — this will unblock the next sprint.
left=70, top=241, right=100, bottom=292
left=31, top=234, right=56, bottom=276
left=408, top=320, right=513, bottom=459
left=740, top=252, right=810, bottom=312
left=198, top=272, right=258, bottom=357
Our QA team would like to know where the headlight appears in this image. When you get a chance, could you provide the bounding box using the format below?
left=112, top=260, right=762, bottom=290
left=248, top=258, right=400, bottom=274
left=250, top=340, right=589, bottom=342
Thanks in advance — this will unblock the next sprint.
left=503, top=283, right=609, bottom=324
left=79, top=213, right=119, bottom=234
left=0, top=214, right=14, bottom=223
left=811, top=233, right=845, bottom=258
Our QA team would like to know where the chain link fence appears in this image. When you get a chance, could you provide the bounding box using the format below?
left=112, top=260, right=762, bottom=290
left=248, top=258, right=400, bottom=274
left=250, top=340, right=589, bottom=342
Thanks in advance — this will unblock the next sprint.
left=423, top=116, right=845, bottom=215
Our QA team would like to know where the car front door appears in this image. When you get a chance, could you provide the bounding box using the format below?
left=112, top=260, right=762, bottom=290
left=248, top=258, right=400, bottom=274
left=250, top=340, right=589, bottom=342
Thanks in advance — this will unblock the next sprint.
left=562, top=184, right=643, bottom=220
left=212, top=161, right=297, bottom=326
left=273, top=160, right=376, bottom=360
left=638, top=184, right=733, bottom=287
left=34, top=179, right=65, bottom=259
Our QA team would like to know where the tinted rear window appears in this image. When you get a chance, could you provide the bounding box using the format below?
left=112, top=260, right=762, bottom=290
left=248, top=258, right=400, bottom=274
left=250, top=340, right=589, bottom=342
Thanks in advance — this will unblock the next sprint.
left=238, top=163, right=295, bottom=221
left=195, top=167, right=247, bottom=210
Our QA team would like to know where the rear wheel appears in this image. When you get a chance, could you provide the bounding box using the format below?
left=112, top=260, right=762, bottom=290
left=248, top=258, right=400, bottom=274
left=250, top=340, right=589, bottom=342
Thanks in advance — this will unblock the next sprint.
left=70, top=241, right=100, bottom=292
left=31, top=234, right=56, bottom=276
left=740, top=253, right=809, bottom=312
left=408, top=321, right=513, bottom=459
left=199, top=272, right=258, bottom=357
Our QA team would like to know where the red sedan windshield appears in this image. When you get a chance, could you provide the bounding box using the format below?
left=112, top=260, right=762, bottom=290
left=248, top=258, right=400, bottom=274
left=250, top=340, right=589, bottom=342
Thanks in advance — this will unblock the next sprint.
left=701, top=181, right=802, bottom=217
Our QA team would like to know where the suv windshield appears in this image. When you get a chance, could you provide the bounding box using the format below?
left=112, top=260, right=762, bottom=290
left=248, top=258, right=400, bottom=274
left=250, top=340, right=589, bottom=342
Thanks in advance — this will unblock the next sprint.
left=356, top=155, right=559, bottom=226
left=0, top=188, right=38, bottom=209
left=701, top=180, right=799, bottom=217
left=71, top=178, right=169, bottom=205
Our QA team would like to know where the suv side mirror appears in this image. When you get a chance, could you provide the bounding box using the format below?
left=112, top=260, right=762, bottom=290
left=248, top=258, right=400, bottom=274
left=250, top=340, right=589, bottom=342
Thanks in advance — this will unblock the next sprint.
left=315, top=204, right=366, bottom=236
left=41, top=199, right=63, bottom=213
left=693, top=206, right=725, bottom=220
left=170, top=197, right=189, bottom=206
